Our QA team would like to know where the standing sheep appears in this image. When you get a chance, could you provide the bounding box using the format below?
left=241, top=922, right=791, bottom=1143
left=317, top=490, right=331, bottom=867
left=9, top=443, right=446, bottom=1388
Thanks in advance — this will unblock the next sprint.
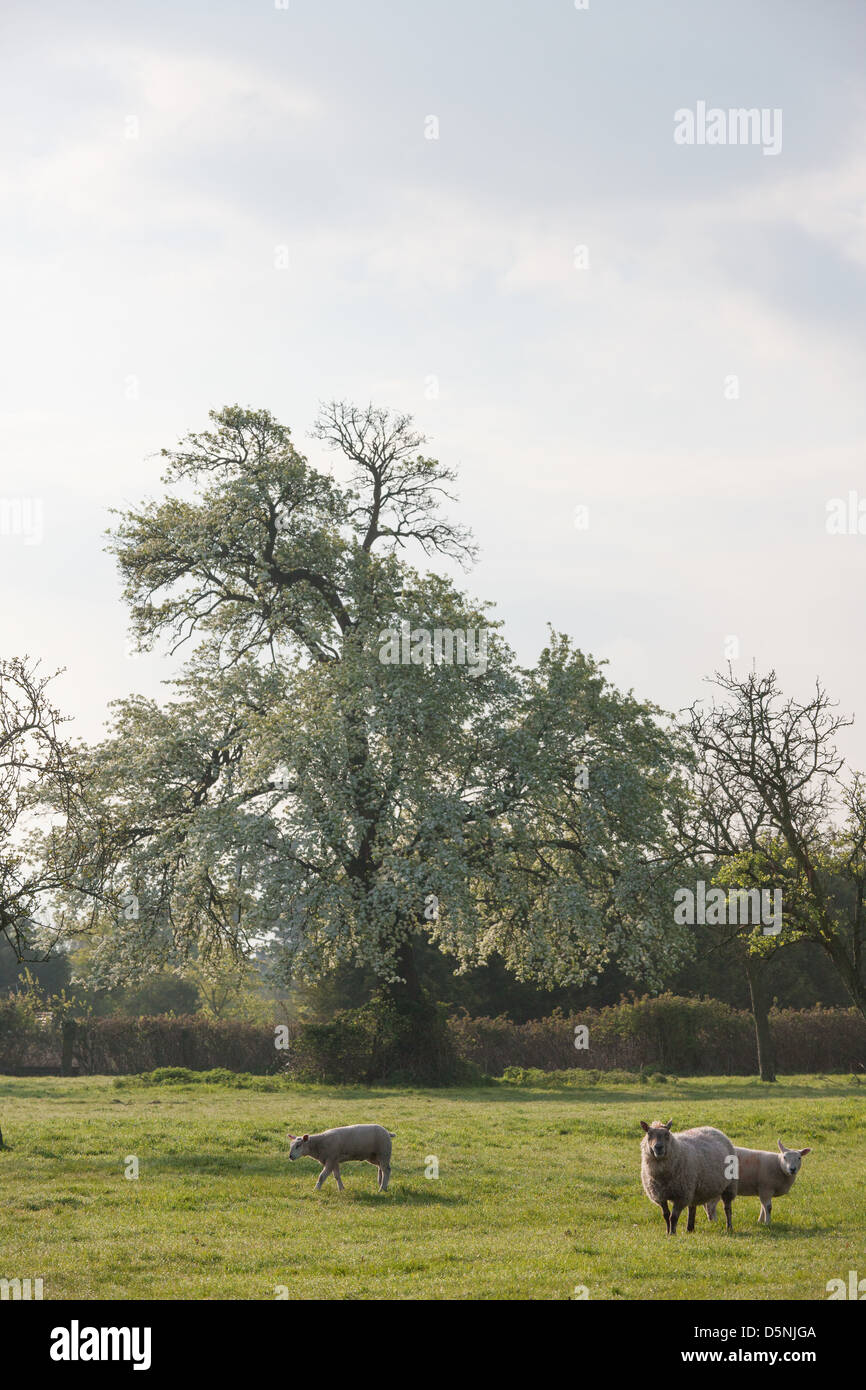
left=288, top=1124, right=395, bottom=1192
left=640, top=1119, right=737, bottom=1235
left=705, top=1140, right=811, bottom=1226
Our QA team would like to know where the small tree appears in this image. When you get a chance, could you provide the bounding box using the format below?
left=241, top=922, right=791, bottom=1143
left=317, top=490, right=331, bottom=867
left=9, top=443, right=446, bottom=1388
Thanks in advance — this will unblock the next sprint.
left=688, top=668, right=866, bottom=1041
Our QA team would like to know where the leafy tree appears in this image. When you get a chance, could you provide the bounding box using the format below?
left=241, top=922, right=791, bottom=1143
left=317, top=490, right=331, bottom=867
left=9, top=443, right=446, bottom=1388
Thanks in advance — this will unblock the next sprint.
left=49, top=404, right=692, bottom=1074
left=181, top=954, right=273, bottom=1022
left=0, top=657, right=85, bottom=963
left=688, top=668, right=866, bottom=1039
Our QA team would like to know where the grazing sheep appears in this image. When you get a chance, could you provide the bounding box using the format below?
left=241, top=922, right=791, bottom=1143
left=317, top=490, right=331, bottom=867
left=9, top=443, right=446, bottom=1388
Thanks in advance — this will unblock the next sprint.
left=288, top=1124, right=395, bottom=1192
left=640, top=1118, right=737, bottom=1236
left=705, top=1140, right=811, bottom=1226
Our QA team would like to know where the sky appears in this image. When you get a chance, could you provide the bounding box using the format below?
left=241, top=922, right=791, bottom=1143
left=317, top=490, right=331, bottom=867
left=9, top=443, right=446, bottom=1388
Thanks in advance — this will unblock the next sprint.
left=2, top=0, right=866, bottom=762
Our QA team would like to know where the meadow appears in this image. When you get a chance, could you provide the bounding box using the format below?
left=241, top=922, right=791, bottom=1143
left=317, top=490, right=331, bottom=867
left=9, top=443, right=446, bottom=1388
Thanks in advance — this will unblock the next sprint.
left=0, top=1073, right=863, bottom=1300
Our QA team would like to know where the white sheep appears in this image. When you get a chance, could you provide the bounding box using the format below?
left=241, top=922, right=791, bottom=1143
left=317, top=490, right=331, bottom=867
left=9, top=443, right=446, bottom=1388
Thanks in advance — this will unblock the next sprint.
left=705, top=1140, right=811, bottom=1226
left=640, top=1118, right=738, bottom=1235
left=288, top=1124, right=395, bottom=1192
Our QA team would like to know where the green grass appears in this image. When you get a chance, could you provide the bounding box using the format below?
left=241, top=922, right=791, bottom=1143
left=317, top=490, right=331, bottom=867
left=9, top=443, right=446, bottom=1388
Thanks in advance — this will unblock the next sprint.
left=0, top=1074, right=863, bottom=1300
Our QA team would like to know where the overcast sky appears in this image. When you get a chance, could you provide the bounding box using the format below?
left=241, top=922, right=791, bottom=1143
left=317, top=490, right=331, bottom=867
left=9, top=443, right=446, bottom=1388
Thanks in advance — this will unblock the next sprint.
left=2, top=0, right=866, bottom=763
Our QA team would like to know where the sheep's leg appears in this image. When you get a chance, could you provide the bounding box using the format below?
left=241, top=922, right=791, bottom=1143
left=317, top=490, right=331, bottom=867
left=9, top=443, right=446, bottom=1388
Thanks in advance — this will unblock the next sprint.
left=761, top=1196, right=772, bottom=1225
left=668, top=1202, right=685, bottom=1236
left=705, top=1201, right=718, bottom=1223
left=314, top=1161, right=334, bottom=1190
left=332, top=1163, right=345, bottom=1192
left=378, top=1162, right=391, bottom=1192
left=722, top=1193, right=733, bottom=1232
left=660, top=1200, right=671, bottom=1233
left=686, top=1205, right=697, bottom=1232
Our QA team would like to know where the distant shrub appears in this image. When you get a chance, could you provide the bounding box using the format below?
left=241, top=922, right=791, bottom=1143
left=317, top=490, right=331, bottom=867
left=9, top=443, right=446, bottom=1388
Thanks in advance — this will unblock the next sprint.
left=284, top=995, right=468, bottom=1086
left=0, top=1012, right=278, bottom=1077
left=115, top=1067, right=286, bottom=1090
left=500, top=1066, right=533, bottom=1086
left=447, top=996, right=866, bottom=1077
left=3, top=991, right=865, bottom=1082
left=0, top=996, right=45, bottom=1071
left=139, top=1066, right=198, bottom=1085
left=499, top=1065, right=643, bottom=1089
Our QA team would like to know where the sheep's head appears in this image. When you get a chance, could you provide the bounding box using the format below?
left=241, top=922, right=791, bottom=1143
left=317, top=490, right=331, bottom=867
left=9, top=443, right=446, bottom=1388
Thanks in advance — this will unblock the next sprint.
left=777, top=1139, right=811, bottom=1176
left=640, top=1119, right=674, bottom=1159
left=287, top=1133, right=311, bottom=1160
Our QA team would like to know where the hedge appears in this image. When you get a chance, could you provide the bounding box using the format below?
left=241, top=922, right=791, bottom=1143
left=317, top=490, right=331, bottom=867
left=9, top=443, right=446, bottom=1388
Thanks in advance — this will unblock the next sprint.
left=446, top=995, right=866, bottom=1076
left=1, top=994, right=864, bottom=1079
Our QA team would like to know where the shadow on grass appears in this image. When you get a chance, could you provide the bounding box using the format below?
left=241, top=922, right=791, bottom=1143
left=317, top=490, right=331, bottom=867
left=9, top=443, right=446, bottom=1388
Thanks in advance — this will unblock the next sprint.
left=344, top=1188, right=465, bottom=1206
left=2, top=1077, right=860, bottom=1106
left=145, top=1154, right=294, bottom=1176
left=735, top=1223, right=827, bottom=1238
left=140, top=1155, right=462, bottom=1195
left=449, top=1083, right=862, bottom=1105
left=0, top=1082, right=85, bottom=1101
left=125, top=1150, right=467, bottom=1197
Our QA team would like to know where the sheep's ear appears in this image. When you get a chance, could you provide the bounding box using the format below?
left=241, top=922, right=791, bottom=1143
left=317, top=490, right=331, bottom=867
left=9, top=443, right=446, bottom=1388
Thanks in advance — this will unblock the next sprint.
left=664, top=1119, right=673, bottom=1130
left=799, top=1148, right=812, bottom=1157
left=640, top=1121, right=650, bottom=1132
left=302, top=1133, right=309, bottom=1142
left=777, top=1138, right=786, bottom=1153
left=287, top=1133, right=295, bottom=1141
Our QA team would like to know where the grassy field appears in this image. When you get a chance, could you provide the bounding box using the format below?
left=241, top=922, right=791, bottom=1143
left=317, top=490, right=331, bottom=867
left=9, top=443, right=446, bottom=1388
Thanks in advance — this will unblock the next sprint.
left=0, top=1073, right=863, bottom=1300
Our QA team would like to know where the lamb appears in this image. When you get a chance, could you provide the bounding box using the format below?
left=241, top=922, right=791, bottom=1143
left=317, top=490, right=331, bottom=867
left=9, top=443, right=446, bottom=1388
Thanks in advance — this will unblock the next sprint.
left=288, top=1124, right=395, bottom=1192
left=640, top=1118, right=737, bottom=1235
left=705, top=1140, right=811, bottom=1226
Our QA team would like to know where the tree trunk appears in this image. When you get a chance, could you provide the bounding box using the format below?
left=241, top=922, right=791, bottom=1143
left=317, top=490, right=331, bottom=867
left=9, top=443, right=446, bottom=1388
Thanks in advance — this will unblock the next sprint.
left=365, top=932, right=461, bottom=1084
left=60, top=1019, right=76, bottom=1077
left=383, top=936, right=425, bottom=1004
left=745, top=953, right=776, bottom=1082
